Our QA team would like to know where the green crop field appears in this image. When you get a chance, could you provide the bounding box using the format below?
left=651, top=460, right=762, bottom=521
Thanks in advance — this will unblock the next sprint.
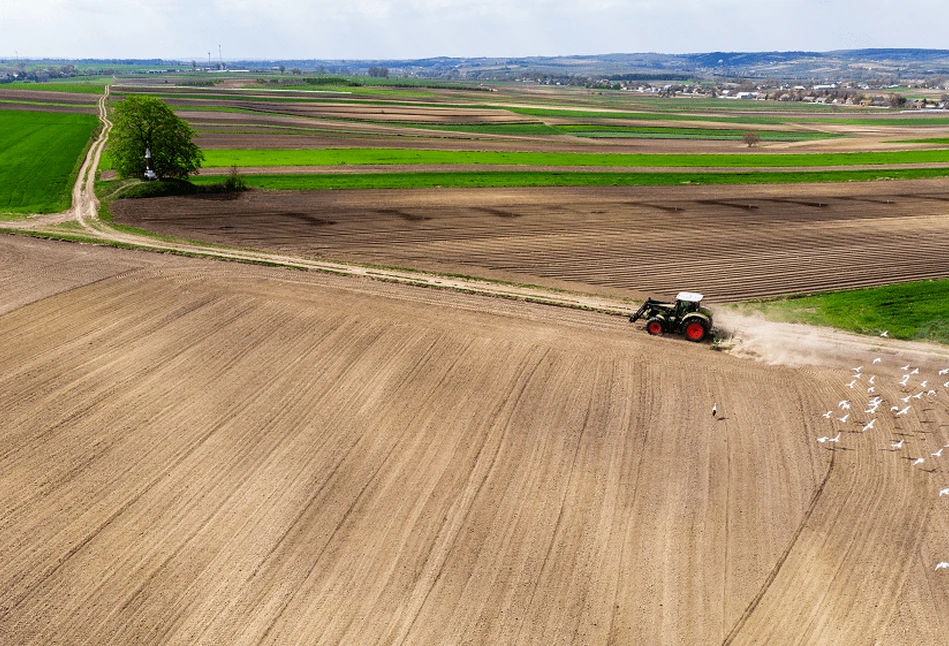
left=0, top=109, right=99, bottom=215
left=4, top=81, right=109, bottom=93
left=200, top=147, right=949, bottom=169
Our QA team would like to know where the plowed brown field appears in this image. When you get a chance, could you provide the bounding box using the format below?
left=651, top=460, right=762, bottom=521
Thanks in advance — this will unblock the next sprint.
left=112, top=178, right=949, bottom=301
left=3, top=235, right=949, bottom=645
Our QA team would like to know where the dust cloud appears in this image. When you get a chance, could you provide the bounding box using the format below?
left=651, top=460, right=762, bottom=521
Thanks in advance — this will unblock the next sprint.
left=712, top=309, right=949, bottom=370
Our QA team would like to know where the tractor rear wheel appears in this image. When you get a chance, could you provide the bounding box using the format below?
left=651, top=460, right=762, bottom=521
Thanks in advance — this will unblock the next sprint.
left=646, top=318, right=663, bottom=335
left=684, top=319, right=708, bottom=342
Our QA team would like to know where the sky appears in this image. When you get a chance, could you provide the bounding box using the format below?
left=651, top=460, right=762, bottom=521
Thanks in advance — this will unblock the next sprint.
left=3, top=0, right=946, bottom=61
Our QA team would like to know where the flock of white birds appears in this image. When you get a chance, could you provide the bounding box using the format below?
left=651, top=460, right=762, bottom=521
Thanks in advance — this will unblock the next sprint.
left=817, top=356, right=949, bottom=571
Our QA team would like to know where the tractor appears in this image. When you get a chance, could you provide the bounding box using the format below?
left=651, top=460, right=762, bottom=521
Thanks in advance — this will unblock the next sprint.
left=629, top=292, right=713, bottom=342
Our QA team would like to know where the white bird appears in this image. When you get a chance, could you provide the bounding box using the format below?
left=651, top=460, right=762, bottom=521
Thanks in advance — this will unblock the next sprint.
left=846, top=379, right=857, bottom=388
left=928, top=390, right=937, bottom=397
left=880, top=331, right=889, bottom=337
left=940, top=488, right=949, bottom=496
left=837, top=414, right=850, bottom=423
left=828, top=433, right=841, bottom=443
left=867, top=387, right=876, bottom=394
left=933, top=448, right=944, bottom=458
left=896, top=406, right=911, bottom=416
left=839, top=400, right=851, bottom=410
left=822, top=410, right=833, bottom=419
left=937, top=562, right=949, bottom=570
left=712, top=403, right=717, bottom=418
left=852, top=366, right=863, bottom=373
left=944, top=381, right=949, bottom=388
left=891, top=406, right=900, bottom=412
left=914, top=457, right=926, bottom=466
left=865, top=405, right=880, bottom=414
left=868, top=375, right=876, bottom=385
left=817, top=436, right=829, bottom=443
left=911, top=368, right=919, bottom=375
left=921, top=380, right=929, bottom=388
left=891, top=439, right=905, bottom=449
left=901, top=394, right=913, bottom=403
left=899, top=375, right=910, bottom=387
left=913, top=392, right=924, bottom=400
left=901, top=364, right=911, bottom=371
left=939, top=368, right=949, bottom=375
left=862, top=419, right=876, bottom=432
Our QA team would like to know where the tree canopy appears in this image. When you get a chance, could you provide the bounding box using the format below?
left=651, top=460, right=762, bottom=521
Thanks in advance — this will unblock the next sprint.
left=109, top=95, right=202, bottom=180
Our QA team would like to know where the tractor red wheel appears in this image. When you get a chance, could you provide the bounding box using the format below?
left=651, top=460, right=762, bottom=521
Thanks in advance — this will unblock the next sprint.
left=685, top=320, right=707, bottom=342
left=646, top=319, right=663, bottom=335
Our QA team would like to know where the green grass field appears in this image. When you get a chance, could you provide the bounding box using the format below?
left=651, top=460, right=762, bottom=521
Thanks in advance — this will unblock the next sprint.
left=200, top=147, right=949, bottom=169
left=730, top=279, right=949, bottom=344
left=0, top=109, right=99, bottom=214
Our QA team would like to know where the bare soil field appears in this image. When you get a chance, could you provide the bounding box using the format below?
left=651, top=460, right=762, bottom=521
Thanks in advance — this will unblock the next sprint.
left=3, top=235, right=949, bottom=645
left=0, top=89, right=99, bottom=113
left=112, top=178, right=949, bottom=301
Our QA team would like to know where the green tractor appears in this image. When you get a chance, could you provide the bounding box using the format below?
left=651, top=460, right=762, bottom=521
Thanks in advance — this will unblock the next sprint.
left=629, top=292, right=713, bottom=342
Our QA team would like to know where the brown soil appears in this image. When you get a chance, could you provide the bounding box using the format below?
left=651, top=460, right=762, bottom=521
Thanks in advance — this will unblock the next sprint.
left=4, top=235, right=948, bottom=645
left=112, top=178, right=949, bottom=301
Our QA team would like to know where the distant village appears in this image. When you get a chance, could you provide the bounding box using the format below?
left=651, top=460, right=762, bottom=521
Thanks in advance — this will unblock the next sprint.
left=3, top=59, right=949, bottom=109
left=580, top=79, right=949, bottom=109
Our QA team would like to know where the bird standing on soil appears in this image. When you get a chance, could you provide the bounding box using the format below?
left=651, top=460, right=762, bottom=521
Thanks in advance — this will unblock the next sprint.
left=873, top=357, right=883, bottom=364
left=914, top=457, right=926, bottom=466
left=940, top=488, right=949, bottom=496
left=937, top=562, right=949, bottom=571
left=891, top=439, right=905, bottom=449
left=940, top=368, right=949, bottom=375
left=712, top=403, right=717, bottom=418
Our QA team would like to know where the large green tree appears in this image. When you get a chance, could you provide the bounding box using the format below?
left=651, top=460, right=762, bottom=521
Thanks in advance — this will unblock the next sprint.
left=109, top=95, right=202, bottom=180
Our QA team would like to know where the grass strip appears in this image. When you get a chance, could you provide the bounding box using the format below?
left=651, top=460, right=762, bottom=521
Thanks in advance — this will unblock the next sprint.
left=189, top=167, right=949, bottom=190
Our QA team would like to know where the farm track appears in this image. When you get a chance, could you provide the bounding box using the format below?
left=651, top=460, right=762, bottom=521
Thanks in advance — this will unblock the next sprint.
left=5, top=85, right=949, bottom=645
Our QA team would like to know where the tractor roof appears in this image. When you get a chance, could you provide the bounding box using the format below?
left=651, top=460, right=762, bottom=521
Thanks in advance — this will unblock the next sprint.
left=676, top=291, right=704, bottom=303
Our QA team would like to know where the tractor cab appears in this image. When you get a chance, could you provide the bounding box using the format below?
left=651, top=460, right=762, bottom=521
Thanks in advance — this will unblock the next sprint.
left=674, top=292, right=704, bottom=316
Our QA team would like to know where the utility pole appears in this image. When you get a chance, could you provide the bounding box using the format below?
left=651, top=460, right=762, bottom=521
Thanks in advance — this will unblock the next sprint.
left=219, top=45, right=223, bottom=70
